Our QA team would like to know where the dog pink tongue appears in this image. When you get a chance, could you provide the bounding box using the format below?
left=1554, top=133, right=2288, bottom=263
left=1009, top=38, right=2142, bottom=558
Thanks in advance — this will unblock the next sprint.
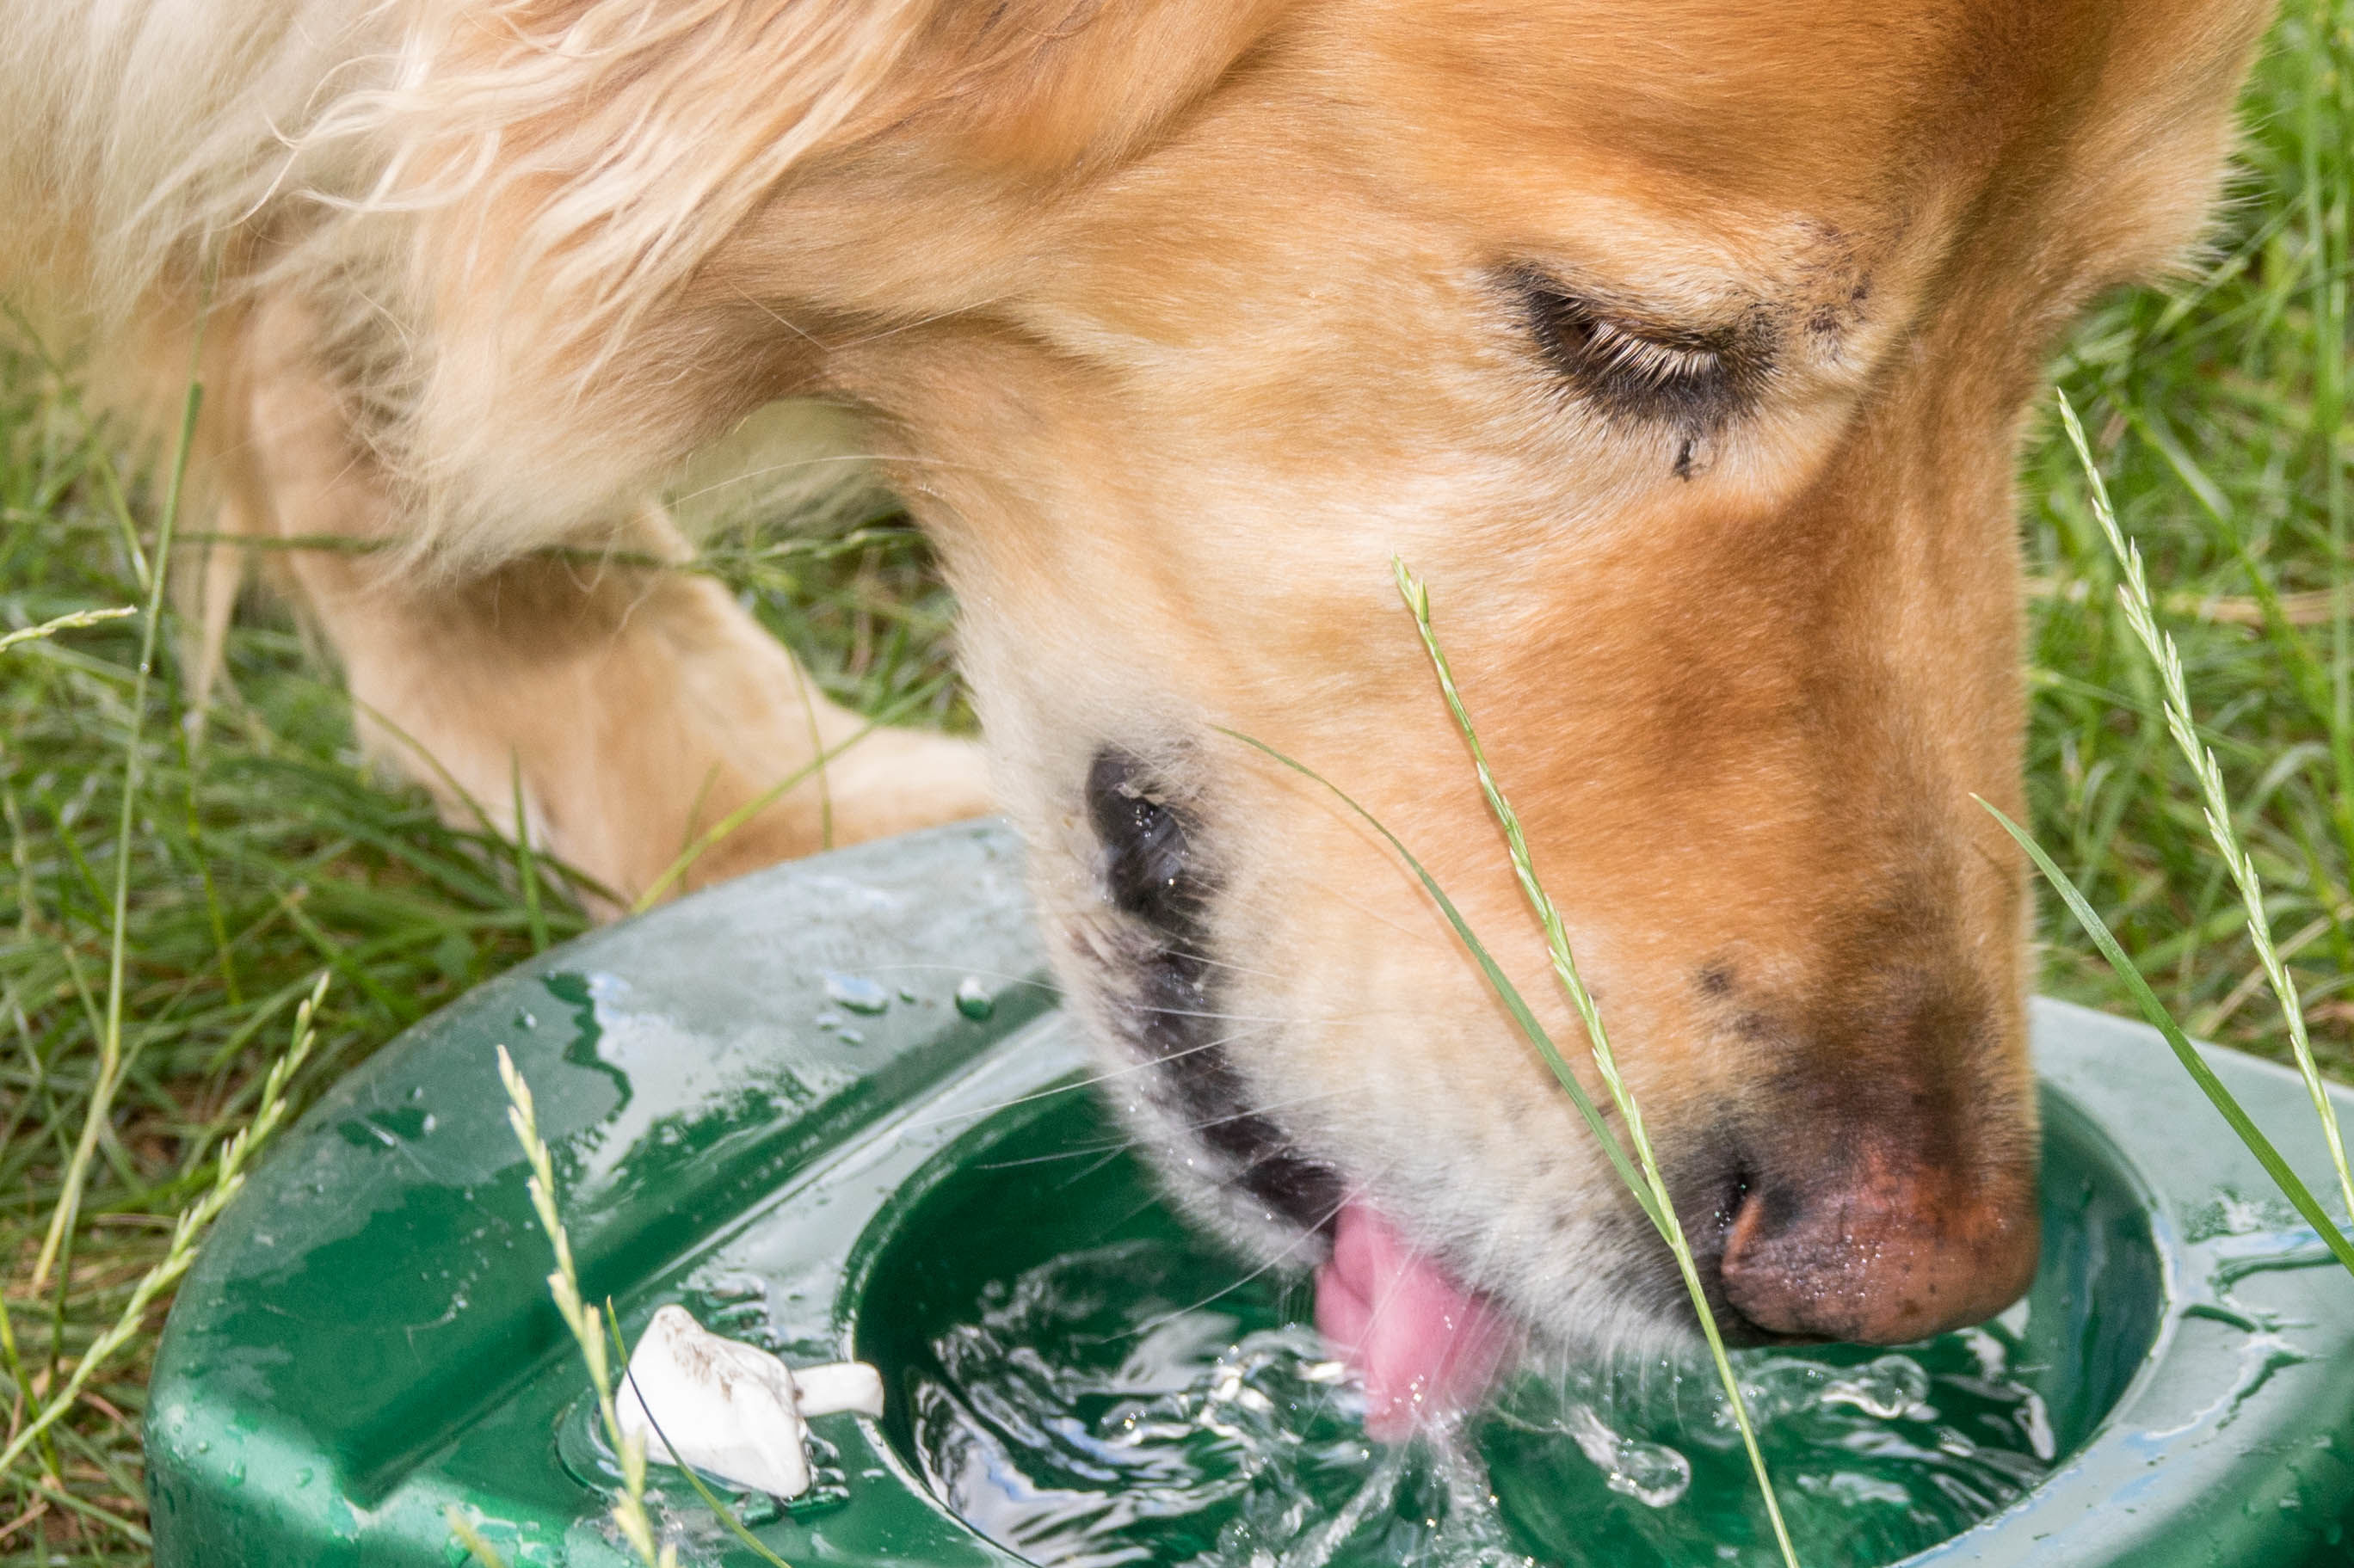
left=1314, top=1202, right=1514, bottom=1440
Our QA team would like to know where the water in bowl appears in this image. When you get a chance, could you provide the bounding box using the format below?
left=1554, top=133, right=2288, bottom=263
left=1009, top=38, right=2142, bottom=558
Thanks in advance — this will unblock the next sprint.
left=857, top=1089, right=2160, bottom=1568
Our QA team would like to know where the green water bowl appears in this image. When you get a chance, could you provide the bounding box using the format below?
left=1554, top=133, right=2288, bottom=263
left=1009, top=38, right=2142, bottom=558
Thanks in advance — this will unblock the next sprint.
left=147, top=821, right=2354, bottom=1565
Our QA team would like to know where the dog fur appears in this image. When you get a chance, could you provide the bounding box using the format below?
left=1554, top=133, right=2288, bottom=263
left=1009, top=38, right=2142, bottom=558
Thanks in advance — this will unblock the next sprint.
left=4, top=0, right=2277, bottom=1364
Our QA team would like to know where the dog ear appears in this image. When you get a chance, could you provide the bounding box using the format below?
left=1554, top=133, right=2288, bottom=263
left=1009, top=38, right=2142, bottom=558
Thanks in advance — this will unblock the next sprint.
left=381, top=0, right=1280, bottom=564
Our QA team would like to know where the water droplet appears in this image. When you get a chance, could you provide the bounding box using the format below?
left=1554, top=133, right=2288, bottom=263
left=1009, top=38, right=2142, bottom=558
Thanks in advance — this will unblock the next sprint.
left=1804, top=1470, right=1910, bottom=1508
left=954, top=976, right=995, bottom=1020
left=2019, top=1389, right=2057, bottom=1460
left=823, top=972, right=891, bottom=1014
left=1565, top=1404, right=1691, bottom=1508
left=1821, top=1354, right=1931, bottom=1419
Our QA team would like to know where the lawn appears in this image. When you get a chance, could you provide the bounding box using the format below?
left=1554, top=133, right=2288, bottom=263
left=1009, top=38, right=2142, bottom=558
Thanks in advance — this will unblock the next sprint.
left=3, top=4, right=2351, bottom=1559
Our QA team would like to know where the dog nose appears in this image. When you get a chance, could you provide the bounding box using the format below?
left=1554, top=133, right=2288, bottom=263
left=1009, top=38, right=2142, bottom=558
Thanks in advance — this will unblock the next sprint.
left=1716, top=1145, right=2038, bottom=1344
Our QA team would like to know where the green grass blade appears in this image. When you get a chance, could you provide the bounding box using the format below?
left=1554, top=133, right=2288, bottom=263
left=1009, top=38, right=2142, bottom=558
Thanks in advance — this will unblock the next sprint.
left=444, top=1507, right=509, bottom=1568
left=792, top=664, right=835, bottom=853
left=1391, top=560, right=1801, bottom=1568
left=605, top=1304, right=798, bottom=1568
left=509, top=754, right=550, bottom=954
left=1214, top=727, right=1664, bottom=1234
left=32, top=378, right=201, bottom=1291
left=2055, top=388, right=2354, bottom=1233
left=632, top=673, right=952, bottom=913
left=497, top=1049, right=672, bottom=1568
left=1985, top=798, right=2354, bottom=1273
left=0, top=606, right=134, bottom=656
left=0, top=975, right=328, bottom=1478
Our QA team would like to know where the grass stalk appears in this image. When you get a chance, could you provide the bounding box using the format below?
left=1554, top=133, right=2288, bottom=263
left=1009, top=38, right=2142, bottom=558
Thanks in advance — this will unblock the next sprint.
left=2055, top=390, right=2354, bottom=1227
left=2297, top=0, right=2354, bottom=883
left=1391, top=561, right=1801, bottom=1568
left=444, top=1508, right=508, bottom=1568
left=0, top=321, right=945, bottom=1548
left=0, top=305, right=151, bottom=593
left=0, top=975, right=328, bottom=1477
left=1225, top=571, right=1802, bottom=1565
left=496, top=1047, right=676, bottom=1568
left=1215, top=731, right=1662, bottom=1228
left=32, top=379, right=201, bottom=1290
left=509, top=755, right=549, bottom=954
left=605, top=1306, right=796, bottom=1567
left=1983, top=800, right=2354, bottom=1273
left=628, top=673, right=949, bottom=913
left=792, top=667, right=835, bottom=853
left=0, top=607, right=134, bottom=657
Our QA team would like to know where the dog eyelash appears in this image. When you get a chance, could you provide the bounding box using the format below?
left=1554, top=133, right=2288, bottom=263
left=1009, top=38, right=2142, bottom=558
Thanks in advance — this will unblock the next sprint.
left=1512, top=274, right=1755, bottom=431
left=1572, top=313, right=1723, bottom=390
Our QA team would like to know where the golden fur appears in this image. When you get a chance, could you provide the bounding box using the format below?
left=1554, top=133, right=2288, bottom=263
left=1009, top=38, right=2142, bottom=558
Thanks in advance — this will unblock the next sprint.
left=3, top=0, right=2277, bottom=1353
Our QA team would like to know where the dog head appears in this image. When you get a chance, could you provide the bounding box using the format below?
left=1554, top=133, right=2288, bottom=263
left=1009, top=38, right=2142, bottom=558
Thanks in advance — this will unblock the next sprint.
left=396, top=0, right=2274, bottom=1413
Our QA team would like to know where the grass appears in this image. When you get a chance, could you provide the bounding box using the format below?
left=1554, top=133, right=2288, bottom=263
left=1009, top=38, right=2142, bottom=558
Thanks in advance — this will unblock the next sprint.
left=1230, top=562, right=1808, bottom=1566
left=1393, top=562, right=1797, bottom=1568
left=495, top=1047, right=675, bottom=1568
left=2023, top=392, right=2354, bottom=1234
left=1, top=2, right=2351, bottom=1559
left=0, top=354, right=950, bottom=1559
left=2026, top=3, right=2354, bottom=1069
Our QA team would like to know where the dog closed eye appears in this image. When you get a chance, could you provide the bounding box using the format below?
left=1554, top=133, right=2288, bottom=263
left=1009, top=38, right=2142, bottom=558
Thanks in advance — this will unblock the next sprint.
left=1508, top=268, right=1770, bottom=434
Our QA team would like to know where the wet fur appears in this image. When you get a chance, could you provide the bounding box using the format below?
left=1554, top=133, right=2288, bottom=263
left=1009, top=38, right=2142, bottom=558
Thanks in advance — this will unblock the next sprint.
left=3, top=0, right=2277, bottom=1352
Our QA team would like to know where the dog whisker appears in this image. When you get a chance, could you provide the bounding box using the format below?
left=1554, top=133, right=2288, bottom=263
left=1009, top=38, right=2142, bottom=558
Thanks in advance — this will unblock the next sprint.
left=903, top=1024, right=1290, bottom=1131
left=1118, top=1177, right=1371, bottom=1344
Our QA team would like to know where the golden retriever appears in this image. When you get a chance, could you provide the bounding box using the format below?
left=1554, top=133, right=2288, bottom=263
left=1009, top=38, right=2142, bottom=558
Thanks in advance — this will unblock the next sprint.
left=4, top=0, right=2275, bottom=1435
